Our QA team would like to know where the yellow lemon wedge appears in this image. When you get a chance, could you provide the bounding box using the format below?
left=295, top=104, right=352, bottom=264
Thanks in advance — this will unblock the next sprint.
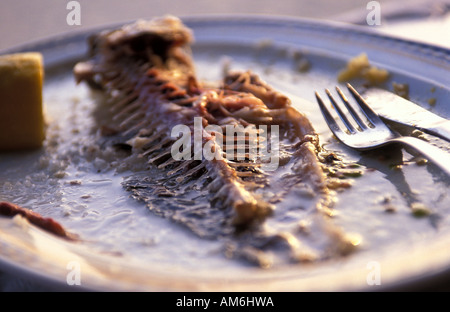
left=0, top=52, right=45, bottom=151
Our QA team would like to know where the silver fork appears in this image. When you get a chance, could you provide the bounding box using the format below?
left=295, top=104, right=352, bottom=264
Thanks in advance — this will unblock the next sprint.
left=315, top=83, right=450, bottom=176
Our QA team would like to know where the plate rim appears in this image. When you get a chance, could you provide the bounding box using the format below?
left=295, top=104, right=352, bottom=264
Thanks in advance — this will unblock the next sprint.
left=2, top=13, right=450, bottom=54
left=1, top=14, right=449, bottom=292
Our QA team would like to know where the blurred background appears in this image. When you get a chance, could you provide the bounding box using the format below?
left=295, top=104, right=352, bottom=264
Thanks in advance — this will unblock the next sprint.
left=0, top=0, right=449, bottom=50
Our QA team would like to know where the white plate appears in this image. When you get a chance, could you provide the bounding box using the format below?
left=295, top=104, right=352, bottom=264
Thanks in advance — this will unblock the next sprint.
left=1, top=15, right=450, bottom=291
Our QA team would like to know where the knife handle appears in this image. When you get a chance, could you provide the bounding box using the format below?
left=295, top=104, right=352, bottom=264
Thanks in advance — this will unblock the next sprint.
left=426, top=121, right=450, bottom=143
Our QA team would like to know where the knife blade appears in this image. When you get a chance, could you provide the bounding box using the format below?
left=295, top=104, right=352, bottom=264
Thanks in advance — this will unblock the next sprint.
left=362, top=88, right=450, bottom=143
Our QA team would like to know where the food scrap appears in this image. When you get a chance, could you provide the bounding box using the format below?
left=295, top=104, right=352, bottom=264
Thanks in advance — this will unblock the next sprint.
left=337, top=53, right=389, bottom=85
left=0, top=202, right=75, bottom=240
left=392, top=82, right=410, bottom=100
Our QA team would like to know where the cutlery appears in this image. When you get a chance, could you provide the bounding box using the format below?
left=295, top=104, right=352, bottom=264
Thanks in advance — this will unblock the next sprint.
left=363, top=88, right=450, bottom=143
left=315, top=84, right=450, bottom=176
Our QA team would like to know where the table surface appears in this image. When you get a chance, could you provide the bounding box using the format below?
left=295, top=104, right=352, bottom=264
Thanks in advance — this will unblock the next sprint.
left=0, top=0, right=449, bottom=292
left=1, top=0, right=449, bottom=50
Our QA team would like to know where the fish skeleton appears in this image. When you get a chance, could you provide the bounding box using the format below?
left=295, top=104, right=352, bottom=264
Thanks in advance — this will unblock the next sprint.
left=74, top=16, right=357, bottom=267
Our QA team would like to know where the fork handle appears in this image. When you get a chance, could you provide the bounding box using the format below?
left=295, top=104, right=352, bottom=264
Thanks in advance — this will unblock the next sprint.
left=393, top=136, right=450, bottom=176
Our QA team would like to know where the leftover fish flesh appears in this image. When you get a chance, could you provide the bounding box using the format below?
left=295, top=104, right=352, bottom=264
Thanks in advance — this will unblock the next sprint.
left=74, top=16, right=357, bottom=267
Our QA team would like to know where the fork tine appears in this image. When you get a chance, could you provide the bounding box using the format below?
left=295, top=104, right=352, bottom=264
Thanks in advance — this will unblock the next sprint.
left=346, top=83, right=381, bottom=125
left=325, top=89, right=357, bottom=134
left=314, top=91, right=345, bottom=138
left=335, top=86, right=368, bottom=130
